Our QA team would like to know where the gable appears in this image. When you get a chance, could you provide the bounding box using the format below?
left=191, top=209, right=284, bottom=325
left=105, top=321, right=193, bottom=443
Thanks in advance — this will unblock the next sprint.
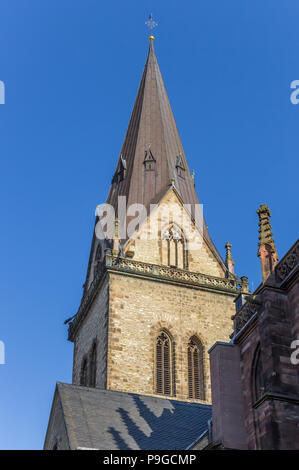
left=124, top=188, right=226, bottom=278
left=44, top=387, right=70, bottom=450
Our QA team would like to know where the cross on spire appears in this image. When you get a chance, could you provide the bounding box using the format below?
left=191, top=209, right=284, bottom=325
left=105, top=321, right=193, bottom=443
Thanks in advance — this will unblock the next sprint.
left=145, top=14, right=157, bottom=39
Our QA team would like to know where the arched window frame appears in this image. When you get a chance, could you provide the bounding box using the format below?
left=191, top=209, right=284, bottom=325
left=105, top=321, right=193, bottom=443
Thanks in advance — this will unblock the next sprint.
left=89, top=340, right=97, bottom=388
left=80, top=356, right=88, bottom=386
left=155, top=329, right=176, bottom=397
left=252, top=345, right=264, bottom=403
left=162, top=224, right=188, bottom=270
left=94, top=244, right=102, bottom=277
left=187, top=335, right=205, bottom=400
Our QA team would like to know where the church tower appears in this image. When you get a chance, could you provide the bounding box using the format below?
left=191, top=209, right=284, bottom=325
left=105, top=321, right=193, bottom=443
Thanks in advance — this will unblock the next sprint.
left=67, top=36, right=249, bottom=405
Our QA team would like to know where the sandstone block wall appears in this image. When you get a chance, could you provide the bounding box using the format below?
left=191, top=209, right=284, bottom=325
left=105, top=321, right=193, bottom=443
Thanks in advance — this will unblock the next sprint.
left=107, top=272, right=235, bottom=403
left=72, top=277, right=109, bottom=388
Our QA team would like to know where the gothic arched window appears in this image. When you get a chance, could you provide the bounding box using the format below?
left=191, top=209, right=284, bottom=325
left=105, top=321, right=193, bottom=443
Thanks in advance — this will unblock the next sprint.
left=94, top=244, right=102, bottom=277
left=80, top=357, right=88, bottom=386
left=162, top=224, right=188, bottom=270
left=89, top=341, right=97, bottom=388
left=188, top=336, right=205, bottom=400
left=156, top=330, right=175, bottom=396
left=252, top=345, right=264, bottom=402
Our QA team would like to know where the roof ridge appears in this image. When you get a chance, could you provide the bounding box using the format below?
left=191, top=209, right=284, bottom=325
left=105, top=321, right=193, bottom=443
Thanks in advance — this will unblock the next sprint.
left=56, top=382, right=211, bottom=408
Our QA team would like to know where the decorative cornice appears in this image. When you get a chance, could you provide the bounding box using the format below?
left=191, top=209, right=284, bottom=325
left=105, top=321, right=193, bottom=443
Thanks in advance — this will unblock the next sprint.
left=232, top=299, right=259, bottom=335
left=275, top=239, right=299, bottom=284
left=231, top=239, right=299, bottom=337
left=68, top=252, right=249, bottom=341
left=253, top=391, right=299, bottom=409
left=106, top=253, right=248, bottom=292
left=68, top=262, right=107, bottom=341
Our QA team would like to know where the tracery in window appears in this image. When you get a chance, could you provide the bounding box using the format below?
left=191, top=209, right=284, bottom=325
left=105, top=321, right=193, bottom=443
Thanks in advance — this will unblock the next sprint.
left=156, top=330, right=175, bottom=396
left=188, top=336, right=205, bottom=400
left=162, top=224, right=188, bottom=269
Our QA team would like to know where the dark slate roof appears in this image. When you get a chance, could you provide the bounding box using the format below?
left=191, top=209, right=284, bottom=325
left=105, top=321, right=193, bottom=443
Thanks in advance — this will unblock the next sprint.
left=56, top=382, right=211, bottom=450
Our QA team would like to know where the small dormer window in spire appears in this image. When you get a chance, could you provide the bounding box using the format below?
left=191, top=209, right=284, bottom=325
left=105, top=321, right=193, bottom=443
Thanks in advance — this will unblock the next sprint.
left=118, top=156, right=127, bottom=182
left=176, top=153, right=185, bottom=178
left=143, top=147, right=156, bottom=172
left=112, top=155, right=127, bottom=184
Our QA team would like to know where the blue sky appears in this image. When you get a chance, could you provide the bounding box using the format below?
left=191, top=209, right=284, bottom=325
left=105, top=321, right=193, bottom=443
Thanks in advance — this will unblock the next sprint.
left=0, top=0, right=298, bottom=449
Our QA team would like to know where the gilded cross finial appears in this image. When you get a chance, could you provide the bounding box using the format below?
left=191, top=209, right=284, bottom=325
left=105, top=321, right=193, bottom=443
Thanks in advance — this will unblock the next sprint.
left=145, top=13, right=157, bottom=40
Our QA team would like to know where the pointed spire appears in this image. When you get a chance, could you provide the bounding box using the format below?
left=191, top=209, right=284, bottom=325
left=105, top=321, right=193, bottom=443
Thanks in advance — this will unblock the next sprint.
left=225, top=242, right=235, bottom=275
left=105, top=38, right=227, bottom=272
left=106, top=38, right=199, bottom=216
left=257, top=204, right=279, bottom=282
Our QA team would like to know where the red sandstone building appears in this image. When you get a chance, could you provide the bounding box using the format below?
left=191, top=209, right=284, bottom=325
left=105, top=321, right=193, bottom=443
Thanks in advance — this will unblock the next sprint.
left=194, top=206, right=299, bottom=450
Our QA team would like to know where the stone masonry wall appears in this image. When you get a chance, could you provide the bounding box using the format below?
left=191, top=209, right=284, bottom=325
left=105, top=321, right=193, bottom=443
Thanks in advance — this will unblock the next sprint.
left=107, top=272, right=235, bottom=403
left=72, top=277, right=109, bottom=388
left=71, top=189, right=237, bottom=403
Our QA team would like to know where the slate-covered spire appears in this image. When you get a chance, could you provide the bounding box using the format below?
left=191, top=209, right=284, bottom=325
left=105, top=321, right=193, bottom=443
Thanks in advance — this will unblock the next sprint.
left=107, top=37, right=199, bottom=213
left=105, top=37, right=226, bottom=271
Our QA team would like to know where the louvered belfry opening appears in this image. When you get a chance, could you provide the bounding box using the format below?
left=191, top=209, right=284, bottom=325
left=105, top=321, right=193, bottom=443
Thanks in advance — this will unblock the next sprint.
left=188, top=336, right=205, bottom=400
left=80, top=357, right=88, bottom=386
left=156, top=330, right=175, bottom=396
left=89, top=342, right=97, bottom=388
